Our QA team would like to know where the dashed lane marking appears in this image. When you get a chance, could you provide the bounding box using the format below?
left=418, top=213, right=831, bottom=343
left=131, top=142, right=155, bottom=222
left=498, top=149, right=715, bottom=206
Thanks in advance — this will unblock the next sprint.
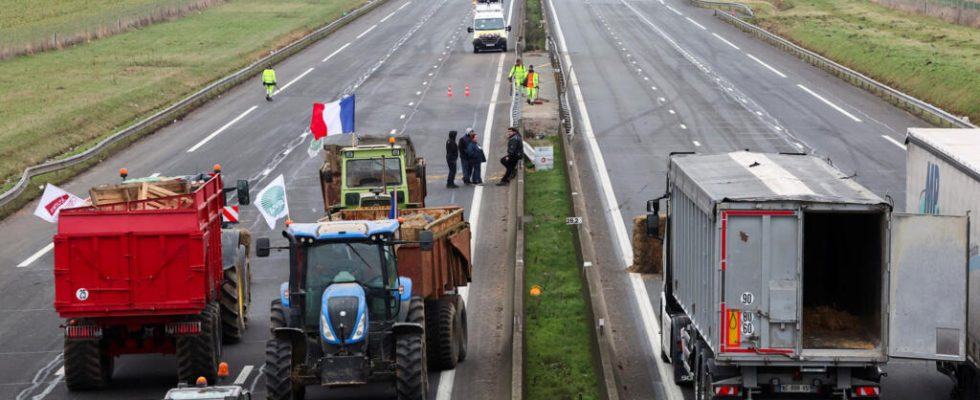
left=322, top=43, right=351, bottom=62
left=17, top=243, right=53, bottom=268
left=797, top=84, right=863, bottom=122
left=187, top=105, right=258, bottom=152
left=274, top=67, right=314, bottom=94
left=685, top=17, right=706, bottom=30
left=746, top=53, right=787, bottom=78
left=881, top=135, right=907, bottom=150
left=712, top=33, right=740, bottom=50
left=356, top=24, right=377, bottom=39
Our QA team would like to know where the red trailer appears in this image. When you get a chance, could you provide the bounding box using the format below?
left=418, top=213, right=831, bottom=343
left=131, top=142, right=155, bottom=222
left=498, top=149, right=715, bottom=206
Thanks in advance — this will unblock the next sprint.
left=54, top=173, right=252, bottom=390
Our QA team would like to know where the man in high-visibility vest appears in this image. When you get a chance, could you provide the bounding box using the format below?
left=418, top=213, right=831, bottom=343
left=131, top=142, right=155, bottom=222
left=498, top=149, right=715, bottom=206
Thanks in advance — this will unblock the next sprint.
left=262, top=65, right=278, bottom=101
left=523, top=65, right=539, bottom=105
left=508, top=58, right=527, bottom=94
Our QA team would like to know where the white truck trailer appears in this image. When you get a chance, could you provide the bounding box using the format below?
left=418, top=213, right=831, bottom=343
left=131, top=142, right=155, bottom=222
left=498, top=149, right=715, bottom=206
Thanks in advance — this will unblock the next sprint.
left=905, top=128, right=980, bottom=399
left=648, top=151, right=970, bottom=399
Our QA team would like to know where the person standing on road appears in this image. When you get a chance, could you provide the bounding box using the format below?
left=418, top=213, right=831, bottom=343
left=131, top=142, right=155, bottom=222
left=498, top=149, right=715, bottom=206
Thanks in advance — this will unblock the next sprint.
left=459, top=128, right=474, bottom=184
left=262, top=65, right=278, bottom=101
left=446, top=130, right=460, bottom=188
left=497, top=127, right=522, bottom=186
left=508, top=58, right=527, bottom=95
left=523, top=65, right=539, bottom=105
left=465, top=130, right=486, bottom=185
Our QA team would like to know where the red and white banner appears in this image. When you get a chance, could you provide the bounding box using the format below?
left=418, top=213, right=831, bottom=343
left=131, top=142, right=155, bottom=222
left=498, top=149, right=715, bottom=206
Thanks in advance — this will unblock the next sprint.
left=33, top=184, right=85, bottom=223
left=222, top=205, right=239, bottom=223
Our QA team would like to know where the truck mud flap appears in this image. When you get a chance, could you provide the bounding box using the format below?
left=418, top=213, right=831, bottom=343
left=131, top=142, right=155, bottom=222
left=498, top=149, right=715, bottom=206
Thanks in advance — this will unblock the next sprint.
left=273, top=327, right=308, bottom=367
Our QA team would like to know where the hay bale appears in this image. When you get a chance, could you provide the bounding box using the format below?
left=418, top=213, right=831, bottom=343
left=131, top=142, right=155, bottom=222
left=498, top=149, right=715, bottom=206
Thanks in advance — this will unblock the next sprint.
left=802, top=306, right=875, bottom=349
left=629, top=214, right=665, bottom=274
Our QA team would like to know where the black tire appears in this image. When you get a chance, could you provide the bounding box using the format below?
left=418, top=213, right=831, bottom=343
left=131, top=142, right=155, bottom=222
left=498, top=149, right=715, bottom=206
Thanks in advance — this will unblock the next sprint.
left=270, top=298, right=287, bottom=330
left=220, top=261, right=247, bottom=344
left=695, top=356, right=718, bottom=400
left=176, top=302, right=220, bottom=384
left=456, top=298, right=468, bottom=362
left=396, top=331, right=428, bottom=400
left=265, top=338, right=305, bottom=400
left=424, top=300, right=439, bottom=365
left=670, top=316, right=690, bottom=385
left=432, top=299, right=459, bottom=370
left=64, top=338, right=111, bottom=390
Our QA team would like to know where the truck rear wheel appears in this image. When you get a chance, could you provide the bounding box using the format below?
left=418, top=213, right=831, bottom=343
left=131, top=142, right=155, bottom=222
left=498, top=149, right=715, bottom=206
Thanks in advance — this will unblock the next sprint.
left=64, top=339, right=111, bottom=390
left=396, top=331, right=428, bottom=400
left=265, top=338, right=304, bottom=400
left=433, top=298, right=460, bottom=370
left=176, top=301, right=220, bottom=384
left=456, top=298, right=468, bottom=362
left=220, top=249, right=249, bottom=343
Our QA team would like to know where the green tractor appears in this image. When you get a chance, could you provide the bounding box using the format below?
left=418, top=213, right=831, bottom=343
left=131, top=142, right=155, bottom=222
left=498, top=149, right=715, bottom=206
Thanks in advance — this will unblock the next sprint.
left=320, top=136, right=427, bottom=212
left=256, top=207, right=471, bottom=400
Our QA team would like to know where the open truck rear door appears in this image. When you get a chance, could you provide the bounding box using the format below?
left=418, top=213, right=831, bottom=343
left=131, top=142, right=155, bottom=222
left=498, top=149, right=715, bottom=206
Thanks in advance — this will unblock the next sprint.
left=889, top=213, right=968, bottom=361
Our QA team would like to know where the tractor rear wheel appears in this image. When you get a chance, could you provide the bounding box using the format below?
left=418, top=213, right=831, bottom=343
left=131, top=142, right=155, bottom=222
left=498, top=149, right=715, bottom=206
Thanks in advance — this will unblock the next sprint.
left=270, top=299, right=287, bottom=330
left=433, top=297, right=460, bottom=370
left=265, top=338, right=304, bottom=400
left=64, top=338, right=111, bottom=390
left=176, top=301, right=220, bottom=384
left=220, top=248, right=248, bottom=343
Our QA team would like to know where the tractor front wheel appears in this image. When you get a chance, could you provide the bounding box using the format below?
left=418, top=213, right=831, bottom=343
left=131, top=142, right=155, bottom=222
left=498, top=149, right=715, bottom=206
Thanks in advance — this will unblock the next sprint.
left=265, top=338, right=304, bottom=400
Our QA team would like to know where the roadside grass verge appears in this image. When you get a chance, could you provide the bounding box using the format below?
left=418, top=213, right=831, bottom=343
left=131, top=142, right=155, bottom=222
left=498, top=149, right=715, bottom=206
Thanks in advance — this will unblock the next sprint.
left=524, top=136, right=600, bottom=400
left=0, top=0, right=367, bottom=192
left=739, top=0, right=980, bottom=122
left=525, top=0, right=547, bottom=50
left=1, top=0, right=225, bottom=60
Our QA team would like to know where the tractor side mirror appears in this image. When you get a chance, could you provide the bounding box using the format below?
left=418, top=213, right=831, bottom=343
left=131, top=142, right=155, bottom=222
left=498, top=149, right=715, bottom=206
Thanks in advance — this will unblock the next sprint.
left=256, top=238, right=271, bottom=258
left=646, top=199, right=661, bottom=238
left=236, top=179, right=250, bottom=206
left=506, top=25, right=512, bottom=31
left=419, top=230, right=434, bottom=251
left=467, top=27, right=474, bottom=33
left=320, top=168, right=333, bottom=184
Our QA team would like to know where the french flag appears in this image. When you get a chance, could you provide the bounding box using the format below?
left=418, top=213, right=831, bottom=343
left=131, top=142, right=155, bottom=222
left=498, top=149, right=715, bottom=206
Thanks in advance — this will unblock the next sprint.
left=310, top=95, right=355, bottom=139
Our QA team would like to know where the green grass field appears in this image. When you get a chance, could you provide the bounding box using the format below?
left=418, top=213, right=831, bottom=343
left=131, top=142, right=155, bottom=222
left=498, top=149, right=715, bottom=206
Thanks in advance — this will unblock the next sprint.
left=0, top=0, right=366, bottom=189
left=525, top=0, right=546, bottom=50
left=524, top=136, right=601, bottom=400
left=740, top=0, right=980, bottom=123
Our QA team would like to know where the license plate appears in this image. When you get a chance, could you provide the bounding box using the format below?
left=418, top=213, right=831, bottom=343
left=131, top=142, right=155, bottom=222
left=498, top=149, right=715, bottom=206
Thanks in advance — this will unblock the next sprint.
left=780, top=384, right=815, bottom=393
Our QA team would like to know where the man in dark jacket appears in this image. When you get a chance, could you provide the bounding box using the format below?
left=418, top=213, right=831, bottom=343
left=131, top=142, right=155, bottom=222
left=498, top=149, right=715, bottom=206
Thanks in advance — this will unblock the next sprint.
left=497, top=127, right=522, bottom=185
left=459, top=128, right=474, bottom=184
left=465, top=130, right=486, bottom=185
left=446, top=130, right=459, bottom=188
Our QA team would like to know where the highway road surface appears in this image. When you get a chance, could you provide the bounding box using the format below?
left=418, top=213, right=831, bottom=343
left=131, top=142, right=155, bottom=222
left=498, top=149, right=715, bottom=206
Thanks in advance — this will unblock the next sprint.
left=547, top=0, right=954, bottom=399
left=1, top=0, right=523, bottom=399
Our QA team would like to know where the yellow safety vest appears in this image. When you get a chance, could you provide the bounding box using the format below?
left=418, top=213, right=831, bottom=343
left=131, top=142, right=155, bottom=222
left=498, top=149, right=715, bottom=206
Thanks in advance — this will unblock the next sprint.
left=509, top=65, right=526, bottom=82
left=262, top=69, right=277, bottom=84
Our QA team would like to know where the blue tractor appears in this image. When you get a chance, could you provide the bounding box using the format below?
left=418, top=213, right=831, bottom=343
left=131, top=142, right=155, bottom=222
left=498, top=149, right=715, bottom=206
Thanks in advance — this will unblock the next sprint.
left=256, top=219, right=440, bottom=400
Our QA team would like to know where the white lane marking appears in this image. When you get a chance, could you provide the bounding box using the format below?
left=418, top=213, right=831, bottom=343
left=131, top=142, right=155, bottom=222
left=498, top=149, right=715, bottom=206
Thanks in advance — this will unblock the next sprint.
left=390, top=129, right=397, bottom=135
left=712, top=33, right=740, bottom=50
left=17, top=243, right=53, bottom=268
left=380, top=11, right=397, bottom=23
left=322, top=42, right=351, bottom=62
left=356, top=24, right=377, bottom=39
left=730, top=152, right=816, bottom=196
left=685, top=17, right=706, bottom=30
left=692, top=140, right=701, bottom=146
left=438, top=5, right=513, bottom=400
left=54, top=367, right=64, bottom=377
left=274, top=67, right=314, bottom=94
left=881, top=135, right=907, bottom=150
left=666, top=5, right=682, bottom=15
left=397, top=1, right=411, bottom=11
left=794, top=142, right=804, bottom=149
left=548, top=1, right=683, bottom=399
left=149, top=172, right=161, bottom=178
left=187, top=105, right=258, bottom=152
left=796, top=84, right=863, bottom=122
left=233, top=365, right=254, bottom=385
left=745, top=53, right=787, bottom=78
left=400, top=114, right=406, bottom=119
left=16, top=352, right=63, bottom=400
left=668, top=109, right=675, bottom=114
left=249, top=365, right=265, bottom=393
left=680, top=124, right=687, bottom=130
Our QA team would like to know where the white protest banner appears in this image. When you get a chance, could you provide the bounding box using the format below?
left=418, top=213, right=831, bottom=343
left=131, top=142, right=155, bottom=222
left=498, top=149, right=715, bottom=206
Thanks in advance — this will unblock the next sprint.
left=254, top=174, right=290, bottom=230
left=33, top=184, right=85, bottom=223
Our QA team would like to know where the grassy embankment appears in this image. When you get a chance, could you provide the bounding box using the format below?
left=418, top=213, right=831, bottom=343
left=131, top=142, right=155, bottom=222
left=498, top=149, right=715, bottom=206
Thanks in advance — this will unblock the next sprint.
left=738, top=0, right=979, bottom=122
left=524, top=136, right=601, bottom=399
left=0, top=0, right=366, bottom=194
left=524, top=0, right=547, bottom=51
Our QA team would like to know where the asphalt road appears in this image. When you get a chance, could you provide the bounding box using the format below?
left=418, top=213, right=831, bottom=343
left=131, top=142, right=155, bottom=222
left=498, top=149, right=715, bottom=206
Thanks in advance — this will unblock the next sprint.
left=548, top=0, right=954, bottom=399
left=1, top=0, right=522, bottom=399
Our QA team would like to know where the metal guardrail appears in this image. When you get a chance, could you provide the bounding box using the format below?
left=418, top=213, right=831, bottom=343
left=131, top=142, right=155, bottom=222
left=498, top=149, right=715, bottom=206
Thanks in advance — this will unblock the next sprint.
left=0, top=0, right=389, bottom=213
left=689, top=0, right=754, bottom=18
left=715, top=10, right=977, bottom=129
left=547, top=36, right=574, bottom=140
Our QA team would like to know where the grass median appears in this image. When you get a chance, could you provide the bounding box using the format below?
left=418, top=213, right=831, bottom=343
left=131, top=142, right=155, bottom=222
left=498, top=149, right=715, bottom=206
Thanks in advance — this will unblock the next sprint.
left=0, top=0, right=367, bottom=192
left=524, top=136, right=601, bottom=400
left=525, top=0, right=546, bottom=50
left=740, top=0, right=979, bottom=122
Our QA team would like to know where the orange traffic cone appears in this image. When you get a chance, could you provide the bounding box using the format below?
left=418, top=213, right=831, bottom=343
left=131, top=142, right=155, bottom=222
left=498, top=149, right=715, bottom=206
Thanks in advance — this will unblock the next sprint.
left=464, top=85, right=470, bottom=97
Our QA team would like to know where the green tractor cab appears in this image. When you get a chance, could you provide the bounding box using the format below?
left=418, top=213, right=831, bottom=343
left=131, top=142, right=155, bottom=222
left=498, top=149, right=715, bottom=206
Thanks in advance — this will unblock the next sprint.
left=320, top=136, right=426, bottom=212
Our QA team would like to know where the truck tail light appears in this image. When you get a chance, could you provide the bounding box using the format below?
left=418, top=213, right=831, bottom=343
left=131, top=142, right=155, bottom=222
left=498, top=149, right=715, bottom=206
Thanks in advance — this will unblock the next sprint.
left=853, top=386, right=880, bottom=397
left=715, top=385, right=741, bottom=396
left=65, top=325, right=102, bottom=339
left=166, top=322, right=202, bottom=336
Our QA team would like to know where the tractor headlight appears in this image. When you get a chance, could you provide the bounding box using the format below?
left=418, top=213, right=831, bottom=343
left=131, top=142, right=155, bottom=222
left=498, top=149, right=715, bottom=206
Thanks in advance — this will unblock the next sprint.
left=320, top=314, right=336, bottom=342
left=349, top=312, right=367, bottom=342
